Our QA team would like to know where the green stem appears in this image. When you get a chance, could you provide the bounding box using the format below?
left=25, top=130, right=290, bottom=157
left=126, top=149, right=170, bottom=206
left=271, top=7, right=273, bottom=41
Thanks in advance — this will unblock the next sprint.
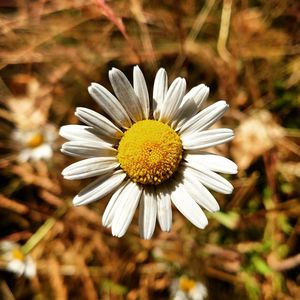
left=22, top=205, right=68, bottom=255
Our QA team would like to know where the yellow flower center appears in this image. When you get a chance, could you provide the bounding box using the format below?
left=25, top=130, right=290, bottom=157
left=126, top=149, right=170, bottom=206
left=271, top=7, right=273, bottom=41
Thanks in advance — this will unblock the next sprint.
left=12, top=248, right=25, bottom=261
left=117, top=120, right=182, bottom=185
left=179, top=277, right=196, bottom=292
left=27, top=132, right=44, bottom=148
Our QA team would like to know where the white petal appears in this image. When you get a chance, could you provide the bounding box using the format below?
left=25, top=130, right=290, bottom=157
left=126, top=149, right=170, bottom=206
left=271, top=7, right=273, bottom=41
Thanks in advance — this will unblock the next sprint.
left=0, top=241, right=14, bottom=251
left=171, top=181, right=208, bottom=229
left=180, top=101, right=229, bottom=135
left=182, top=168, right=220, bottom=212
left=62, top=157, right=119, bottom=180
left=59, top=125, right=111, bottom=143
left=183, top=162, right=234, bottom=194
left=139, top=187, right=157, bottom=239
left=133, top=66, right=150, bottom=119
left=174, top=98, right=220, bottom=132
left=31, top=144, right=53, bottom=161
left=17, top=149, right=31, bottom=162
left=111, top=182, right=143, bottom=237
left=171, top=97, right=199, bottom=130
left=43, top=124, right=57, bottom=143
left=156, top=184, right=172, bottom=232
left=88, top=83, right=132, bottom=129
left=185, top=152, right=238, bottom=174
left=153, top=68, right=168, bottom=119
left=182, top=84, right=209, bottom=110
left=109, top=68, right=143, bottom=122
left=102, top=180, right=129, bottom=228
left=73, top=170, right=126, bottom=206
left=182, top=128, right=234, bottom=150
left=7, top=260, right=25, bottom=276
left=159, top=78, right=186, bottom=123
left=24, top=257, right=36, bottom=278
left=61, top=140, right=117, bottom=158
left=75, top=107, right=123, bottom=139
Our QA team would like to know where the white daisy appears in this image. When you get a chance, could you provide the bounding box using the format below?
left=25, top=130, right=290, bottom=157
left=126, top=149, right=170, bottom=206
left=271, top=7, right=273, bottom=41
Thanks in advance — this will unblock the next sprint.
left=13, top=124, right=56, bottom=162
left=60, top=66, right=237, bottom=239
left=170, top=276, right=207, bottom=300
left=0, top=241, right=36, bottom=278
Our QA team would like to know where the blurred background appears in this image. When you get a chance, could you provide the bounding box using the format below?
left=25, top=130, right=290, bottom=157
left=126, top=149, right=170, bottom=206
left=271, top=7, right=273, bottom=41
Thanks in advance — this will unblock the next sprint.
left=0, top=0, right=299, bottom=299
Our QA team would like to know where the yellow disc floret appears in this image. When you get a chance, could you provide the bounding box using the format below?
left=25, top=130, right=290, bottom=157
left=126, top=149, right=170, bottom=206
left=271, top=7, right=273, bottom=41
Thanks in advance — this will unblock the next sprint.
left=12, top=248, right=25, bottom=261
left=179, top=277, right=196, bottom=292
left=27, top=132, right=44, bottom=148
left=117, top=120, right=182, bottom=185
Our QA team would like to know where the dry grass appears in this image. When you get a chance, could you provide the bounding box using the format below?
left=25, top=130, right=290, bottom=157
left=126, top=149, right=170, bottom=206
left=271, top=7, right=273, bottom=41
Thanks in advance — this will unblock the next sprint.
left=0, top=0, right=299, bottom=299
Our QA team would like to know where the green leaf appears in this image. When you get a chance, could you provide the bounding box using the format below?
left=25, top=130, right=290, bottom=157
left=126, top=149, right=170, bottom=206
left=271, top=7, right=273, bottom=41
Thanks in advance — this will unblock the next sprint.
left=241, top=272, right=260, bottom=300
left=251, top=255, right=272, bottom=276
left=210, top=211, right=240, bottom=229
left=101, top=280, right=127, bottom=296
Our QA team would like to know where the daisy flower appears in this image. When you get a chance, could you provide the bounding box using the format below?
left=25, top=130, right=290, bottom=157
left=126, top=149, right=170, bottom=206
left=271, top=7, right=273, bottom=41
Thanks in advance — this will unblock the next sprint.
left=60, top=66, right=237, bottom=239
left=6, top=77, right=57, bottom=163
left=170, top=276, right=207, bottom=300
left=13, top=124, right=56, bottom=162
left=0, top=241, right=36, bottom=278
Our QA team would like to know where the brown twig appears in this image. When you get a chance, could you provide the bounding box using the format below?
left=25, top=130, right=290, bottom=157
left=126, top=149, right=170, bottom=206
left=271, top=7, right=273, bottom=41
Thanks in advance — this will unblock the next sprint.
left=95, top=0, right=141, bottom=63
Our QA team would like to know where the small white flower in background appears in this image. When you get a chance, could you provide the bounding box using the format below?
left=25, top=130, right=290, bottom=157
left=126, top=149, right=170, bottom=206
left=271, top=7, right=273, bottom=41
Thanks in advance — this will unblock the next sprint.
left=171, top=276, right=207, bottom=300
left=60, top=66, right=237, bottom=239
left=13, top=124, right=57, bottom=162
left=6, top=76, right=57, bottom=163
left=0, top=241, right=36, bottom=278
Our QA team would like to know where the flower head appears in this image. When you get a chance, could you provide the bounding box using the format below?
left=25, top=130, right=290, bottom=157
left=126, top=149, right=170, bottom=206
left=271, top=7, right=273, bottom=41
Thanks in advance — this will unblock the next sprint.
left=170, top=276, right=207, bottom=300
left=13, top=124, right=56, bottom=162
left=60, top=66, right=237, bottom=239
left=6, top=77, right=57, bottom=163
left=0, top=241, right=36, bottom=278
